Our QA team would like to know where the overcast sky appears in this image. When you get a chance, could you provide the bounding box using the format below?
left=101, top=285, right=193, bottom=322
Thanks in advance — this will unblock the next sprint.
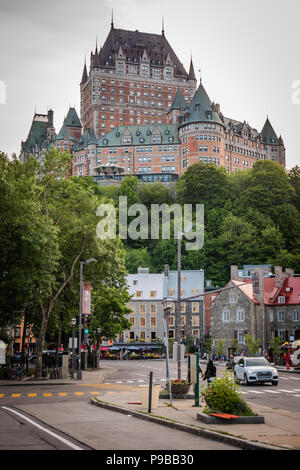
left=0, top=0, right=299, bottom=168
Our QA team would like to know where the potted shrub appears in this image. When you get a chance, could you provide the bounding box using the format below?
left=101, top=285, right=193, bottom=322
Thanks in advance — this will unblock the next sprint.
left=166, top=379, right=191, bottom=397
left=201, top=373, right=256, bottom=416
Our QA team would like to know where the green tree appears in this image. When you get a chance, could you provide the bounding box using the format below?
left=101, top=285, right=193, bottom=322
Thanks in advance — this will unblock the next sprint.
left=176, top=162, right=230, bottom=214
left=245, top=334, right=260, bottom=356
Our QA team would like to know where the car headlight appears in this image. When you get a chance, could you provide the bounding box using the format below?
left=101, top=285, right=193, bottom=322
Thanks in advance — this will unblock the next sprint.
left=271, top=368, right=277, bottom=374
left=247, top=369, right=256, bottom=375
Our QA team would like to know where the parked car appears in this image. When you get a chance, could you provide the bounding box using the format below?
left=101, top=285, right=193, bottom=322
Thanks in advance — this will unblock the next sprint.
left=226, top=355, right=243, bottom=370
left=234, top=356, right=279, bottom=386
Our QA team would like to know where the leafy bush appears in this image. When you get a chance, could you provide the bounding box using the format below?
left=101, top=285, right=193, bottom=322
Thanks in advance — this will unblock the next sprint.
left=201, top=373, right=257, bottom=416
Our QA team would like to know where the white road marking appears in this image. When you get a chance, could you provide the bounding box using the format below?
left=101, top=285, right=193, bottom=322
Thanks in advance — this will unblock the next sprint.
left=1, top=406, right=83, bottom=450
left=278, top=390, right=295, bottom=393
left=246, top=390, right=264, bottom=394
left=264, top=390, right=281, bottom=394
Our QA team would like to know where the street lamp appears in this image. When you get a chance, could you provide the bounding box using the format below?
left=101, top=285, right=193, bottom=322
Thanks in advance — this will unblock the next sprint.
left=162, top=297, right=173, bottom=404
left=176, top=222, right=193, bottom=379
left=71, top=317, right=76, bottom=379
left=97, top=327, right=101, bottom=367
left=77, top=258, right=96, bottom=380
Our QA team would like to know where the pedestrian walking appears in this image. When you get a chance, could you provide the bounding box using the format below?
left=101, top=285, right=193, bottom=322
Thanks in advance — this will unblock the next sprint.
left=202, top=359, right=216, bottom=384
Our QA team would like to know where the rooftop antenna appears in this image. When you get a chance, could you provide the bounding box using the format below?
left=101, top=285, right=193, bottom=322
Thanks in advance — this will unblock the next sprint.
left=162, top=16, right=165, bottom=36
left=111, top=8, right=114, bottom=29
left=198, top=69, right=202, bottom=84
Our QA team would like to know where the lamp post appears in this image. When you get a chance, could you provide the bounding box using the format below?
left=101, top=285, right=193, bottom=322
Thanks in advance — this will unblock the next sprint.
left=176, top=222, right=193, bottom=379
left=97, top=327, right=101, bottom=367
left=162, top=297, right=173, bottom=405
left=77, top=258, right=96, bottom=380
left=71, top=317, right=76, bottom=378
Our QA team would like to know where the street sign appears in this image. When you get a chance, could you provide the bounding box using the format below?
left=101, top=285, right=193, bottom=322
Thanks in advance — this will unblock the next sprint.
left=68, top=337, right=78, bottom=349
left=0, top=340, right=6, bottom=364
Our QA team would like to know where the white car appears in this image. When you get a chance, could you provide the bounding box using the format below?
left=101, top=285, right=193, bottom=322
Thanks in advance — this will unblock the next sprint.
left=234, top=356, right=279, bottom=386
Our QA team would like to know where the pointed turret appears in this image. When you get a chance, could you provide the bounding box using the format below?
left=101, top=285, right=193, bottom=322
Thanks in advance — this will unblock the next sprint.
left=188, top=56, right=196, bottom=81
left=88, top=128, right=98, bottom=145
left=80, top=60, right=88, bottom=85
left=168, top=87, right=186, bottom=112
left=260, top=117, right=279, bottom=145
left=180, top=81, right=224, bottom=127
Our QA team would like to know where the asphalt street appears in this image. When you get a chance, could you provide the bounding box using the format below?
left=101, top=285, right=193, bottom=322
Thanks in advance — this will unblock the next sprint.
left=0, top=359, right=299, bottom=451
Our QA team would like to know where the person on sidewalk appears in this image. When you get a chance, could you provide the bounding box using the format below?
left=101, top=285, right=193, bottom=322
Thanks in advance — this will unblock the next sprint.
left=202, top=359, right=216, bottom=384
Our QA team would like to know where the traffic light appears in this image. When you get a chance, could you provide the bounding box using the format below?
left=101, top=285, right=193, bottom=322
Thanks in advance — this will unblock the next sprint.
left=83, top=316, right=90, bottom=344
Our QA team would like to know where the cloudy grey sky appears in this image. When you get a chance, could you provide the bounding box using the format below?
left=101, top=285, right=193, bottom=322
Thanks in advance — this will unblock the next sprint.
left=0, top=0, right=299, bottom=168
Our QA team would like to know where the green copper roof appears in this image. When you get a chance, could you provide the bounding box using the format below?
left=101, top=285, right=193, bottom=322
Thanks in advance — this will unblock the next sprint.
left=96, top=123, right=179, bottom=148
left=168, top=87, right=187, bottom=112
left=64, top=107, right=82, bottom=128
left=180, top=82, right=224, bottom=127
left=23, top=118, right=49, bottom=151
left=88, top=128, right=98, bottom=145
left=260, top=118, right=279, bottom=145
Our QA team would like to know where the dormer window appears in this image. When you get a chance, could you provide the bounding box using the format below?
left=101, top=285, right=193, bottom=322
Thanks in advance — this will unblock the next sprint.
left=278, top=296, right=285, bottom=304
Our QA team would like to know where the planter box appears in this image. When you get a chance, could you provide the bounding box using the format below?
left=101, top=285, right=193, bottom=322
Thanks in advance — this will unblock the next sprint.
left=159, top=393, right=194, bottom=399
left=197, top=412, right=265, bottom=424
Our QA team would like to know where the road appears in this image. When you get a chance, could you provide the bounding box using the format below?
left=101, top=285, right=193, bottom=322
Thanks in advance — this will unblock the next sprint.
left=1, top=359, right=299, bottom=450
left=0, top=375, right=236, bottom=451
left=101, top=359, right=300, bottom=413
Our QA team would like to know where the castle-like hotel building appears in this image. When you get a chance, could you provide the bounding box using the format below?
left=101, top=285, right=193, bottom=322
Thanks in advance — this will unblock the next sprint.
left=20, top=21, right=286, bottom=183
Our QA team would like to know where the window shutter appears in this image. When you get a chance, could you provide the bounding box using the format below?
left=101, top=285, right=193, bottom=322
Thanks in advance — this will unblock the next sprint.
left=275, top=330, right=278, bottom=337
left=244, top=330, right=248, bottom=335
left=234, top=330, right=237, bottom=339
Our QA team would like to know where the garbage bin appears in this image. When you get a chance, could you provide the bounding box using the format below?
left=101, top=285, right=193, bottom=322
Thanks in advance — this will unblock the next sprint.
left=138, top=384, right=161, bottom=409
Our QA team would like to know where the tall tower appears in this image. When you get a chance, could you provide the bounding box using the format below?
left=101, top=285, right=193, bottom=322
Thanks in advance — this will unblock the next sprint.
left=80, top=21, right=197, bottom=138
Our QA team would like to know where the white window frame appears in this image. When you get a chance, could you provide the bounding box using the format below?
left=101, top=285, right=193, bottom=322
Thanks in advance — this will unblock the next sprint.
left=222, top=309, right=230, bottom=323
left=236, top=307, right=245, bottom=322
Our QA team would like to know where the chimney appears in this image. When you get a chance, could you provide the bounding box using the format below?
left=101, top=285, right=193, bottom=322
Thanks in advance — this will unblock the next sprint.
left=256, top=267, right=265, bottom=303
left=47, top=109, right=54, bottom=126
left=164, top=264, right=169, bottom=276
left=274, top=266, right=286, bottom=288
left=230, top=265, right=239, bottom=281
left=285, top=268, right=294, bottom=278
left=215, top=103, right=220, bottom=114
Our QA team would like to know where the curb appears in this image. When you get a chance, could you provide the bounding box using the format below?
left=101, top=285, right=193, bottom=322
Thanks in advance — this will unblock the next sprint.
left=197, top=411, right=265, bottom=425
left=90, top=397, right=285, bottom=451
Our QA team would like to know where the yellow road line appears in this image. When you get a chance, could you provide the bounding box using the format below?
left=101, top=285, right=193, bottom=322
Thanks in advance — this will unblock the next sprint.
left=58, top=392, right=68, bottom=396
left=0, top=394, right=4, bottom=398
left=43, top=393, right=52, bottom=397
left=11, top=394, right=20, bottom=397
left=28, top=393, right=37, bottom=397
left=74, top=392, right=84, bottom=396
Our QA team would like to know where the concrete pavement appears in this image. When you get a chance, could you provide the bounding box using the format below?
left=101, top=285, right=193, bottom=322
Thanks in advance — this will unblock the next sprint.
left=1, top=364, right=300, bottom=450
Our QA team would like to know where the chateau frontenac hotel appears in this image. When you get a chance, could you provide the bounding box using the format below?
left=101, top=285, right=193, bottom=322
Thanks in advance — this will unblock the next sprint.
left=20, top=20, right=286, bottom=183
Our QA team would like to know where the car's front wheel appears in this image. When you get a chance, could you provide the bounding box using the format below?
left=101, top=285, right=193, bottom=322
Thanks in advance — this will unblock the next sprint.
left=244, top=373, right=250, bottom=386
left=271, top=381, right=278, bottom=386
left=234, top=373, right=240, bottom=384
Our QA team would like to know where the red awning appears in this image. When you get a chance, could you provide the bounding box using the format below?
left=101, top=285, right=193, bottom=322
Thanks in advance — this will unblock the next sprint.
left=101, top=347, right=109, bottom=350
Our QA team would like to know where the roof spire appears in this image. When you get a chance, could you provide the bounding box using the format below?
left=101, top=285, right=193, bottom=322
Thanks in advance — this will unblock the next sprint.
left=188, top=54, right=196, bottom=81
left=198, top=68, right=202, bottom=85
left=80, top=59, right=88, bottom=85
left=111, top=8, right=114, bottom=29
left=162, top=16, right=165, bottom=36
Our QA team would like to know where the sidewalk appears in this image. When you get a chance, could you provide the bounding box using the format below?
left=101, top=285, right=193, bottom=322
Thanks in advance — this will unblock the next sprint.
left=1, top=365, right=300, bottom=450
left=90, top=383, right=300, bottom=450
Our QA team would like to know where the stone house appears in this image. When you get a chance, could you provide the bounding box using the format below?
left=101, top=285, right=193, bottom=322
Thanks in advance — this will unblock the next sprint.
left=210, top=265, right=300, bottom=354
